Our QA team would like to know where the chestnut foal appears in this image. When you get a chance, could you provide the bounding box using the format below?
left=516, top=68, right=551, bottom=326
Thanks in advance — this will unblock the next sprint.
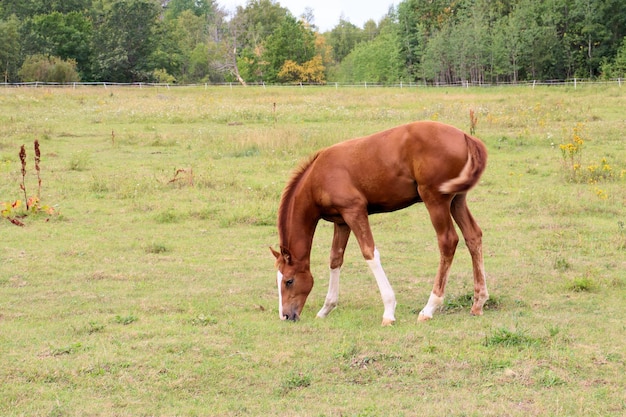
left=271, top=121, right=488, bottom=325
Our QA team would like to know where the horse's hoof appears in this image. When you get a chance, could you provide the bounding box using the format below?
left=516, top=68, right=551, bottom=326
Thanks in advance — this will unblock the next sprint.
left=470, top=308, right=484, bottom=316
left=417, top=313, right=432, bottom=322
left=381, top=318, right=395, bottom=326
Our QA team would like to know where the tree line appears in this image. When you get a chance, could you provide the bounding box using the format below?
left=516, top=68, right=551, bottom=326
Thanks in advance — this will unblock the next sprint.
left=1, top=0, right=625, bottom=85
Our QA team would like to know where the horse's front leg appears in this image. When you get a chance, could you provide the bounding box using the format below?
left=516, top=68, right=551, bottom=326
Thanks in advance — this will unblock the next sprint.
left=366, top=247, right=397, bottom=326
left=317, top=223, right=350, bottom=318
left=344, top=210, right=396, bottom=326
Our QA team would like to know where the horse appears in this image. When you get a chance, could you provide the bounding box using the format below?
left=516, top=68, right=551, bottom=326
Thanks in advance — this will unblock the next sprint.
left=270, top=120, right=488, bottom=325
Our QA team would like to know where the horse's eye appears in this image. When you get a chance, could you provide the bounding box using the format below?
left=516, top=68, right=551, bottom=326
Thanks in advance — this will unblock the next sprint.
left=285, top=278, right=294, bottom=287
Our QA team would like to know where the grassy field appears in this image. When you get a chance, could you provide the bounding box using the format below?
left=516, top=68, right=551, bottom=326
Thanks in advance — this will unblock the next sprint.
left=0, top=84, right=625, bottom=416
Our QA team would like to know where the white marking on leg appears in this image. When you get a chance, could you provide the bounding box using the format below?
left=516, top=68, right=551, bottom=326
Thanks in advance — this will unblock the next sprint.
left=419, top=291, right=444, bottom=320
left=317, top=267, right=340, bottom=318
left=366, top=248, right=396, bottom=324
left=277, top=271, right=285, bottom=320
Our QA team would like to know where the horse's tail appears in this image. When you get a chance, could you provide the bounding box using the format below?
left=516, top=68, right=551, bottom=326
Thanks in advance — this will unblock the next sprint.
left=439, top=134, right=488, bottom=194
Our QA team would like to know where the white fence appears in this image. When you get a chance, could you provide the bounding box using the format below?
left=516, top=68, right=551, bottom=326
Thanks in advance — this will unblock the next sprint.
left=0, top=78, right=624, bottom=89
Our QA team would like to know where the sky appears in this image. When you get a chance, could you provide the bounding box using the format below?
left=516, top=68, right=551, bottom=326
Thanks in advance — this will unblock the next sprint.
left=219, top=0, right=400, bottom=33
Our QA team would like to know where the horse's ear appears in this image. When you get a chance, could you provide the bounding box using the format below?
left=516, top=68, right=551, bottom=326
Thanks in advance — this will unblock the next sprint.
left=280, top=246, right=292, bottom=265
left=270, top=246, right=281, bottom=259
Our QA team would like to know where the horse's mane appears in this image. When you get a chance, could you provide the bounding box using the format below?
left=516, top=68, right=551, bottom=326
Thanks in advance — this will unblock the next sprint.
left=277, top=151, right=321, bottom=248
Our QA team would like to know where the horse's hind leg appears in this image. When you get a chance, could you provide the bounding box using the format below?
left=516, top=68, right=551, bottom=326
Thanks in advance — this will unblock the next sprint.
left=450, top=194, right=488, bottom=316
left=317, top=223, right=350, bottom=318
left=419, top=189, right=458, bottom=321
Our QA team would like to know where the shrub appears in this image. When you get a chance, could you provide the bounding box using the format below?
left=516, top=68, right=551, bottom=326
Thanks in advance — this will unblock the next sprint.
left=18, top=54, right=80, bottom=83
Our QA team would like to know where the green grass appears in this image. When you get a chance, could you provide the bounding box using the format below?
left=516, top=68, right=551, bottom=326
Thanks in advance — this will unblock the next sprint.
left=1, top=85, right=625, bottom=416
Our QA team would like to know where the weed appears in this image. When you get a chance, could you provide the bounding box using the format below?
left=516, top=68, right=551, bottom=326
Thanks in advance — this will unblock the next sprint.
left=145, top=243, right=170, bottom=254
left=442, top=293, right=501, bottom=313
left=86, top=321, right=106, bottom=334
left=483, top=327, right=542, bottom=348
left=167, top=168, right=194, bottom=187
left=567, top=276, right=597, bottom=292
left=618, top=220, right=626, bottom=250
left=553, top=256, right=571, bottom=271
left=89, top=177, right=110, bottom=193
left=280, top=371, right=311, bottom=394
left=68, top=151, right=91, bottom=171
left=69, top=151, right=90, bottom=171
left=559, top=123, right=621, bottom=183
left=155, top=208, right=180, bottom=224
left=34, top=140, right=41, bottom=197
left=1, top=141, right=55, bottom=225
left=469, top=108, right=478, bottom=135
left=19, top=144, right=27, bottom=203
left=443, top=293, right=474, bottom=312
left=190, top=314, right=217, bottom=326
left=115, top=314, right=138, bottom=325
left=536, top=370, right=566, bottom=388
left=50, top=342, right=83, bottom=356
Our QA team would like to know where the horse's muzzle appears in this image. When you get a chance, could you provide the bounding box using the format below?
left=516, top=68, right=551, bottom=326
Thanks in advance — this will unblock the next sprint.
left=283, top=312, right=300, bottom=321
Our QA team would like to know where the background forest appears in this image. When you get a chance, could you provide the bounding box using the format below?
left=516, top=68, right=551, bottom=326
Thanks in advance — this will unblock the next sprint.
left=1, top=0, right=626, bottom=85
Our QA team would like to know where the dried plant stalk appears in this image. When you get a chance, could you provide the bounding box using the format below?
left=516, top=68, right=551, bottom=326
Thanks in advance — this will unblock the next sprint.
left=19, top=145, right=28, bottom=208
left=34, top=140, right=42, bottom=198
left=469, top=109, right=478, bottom=136
left=168, top=168, right=194, bottom=187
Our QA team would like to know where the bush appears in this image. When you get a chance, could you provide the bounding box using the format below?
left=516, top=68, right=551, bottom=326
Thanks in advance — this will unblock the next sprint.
left=18, top=54, right=80, bottom=83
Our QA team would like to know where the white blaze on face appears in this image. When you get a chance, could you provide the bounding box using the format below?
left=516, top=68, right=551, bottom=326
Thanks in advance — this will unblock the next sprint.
left=277, top=270, right=285, bottom=320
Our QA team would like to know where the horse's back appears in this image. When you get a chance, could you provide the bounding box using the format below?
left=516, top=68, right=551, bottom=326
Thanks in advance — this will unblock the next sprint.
left=306, top=121, right=480, bottom=215
left=318, top=121, right=471, bottom=183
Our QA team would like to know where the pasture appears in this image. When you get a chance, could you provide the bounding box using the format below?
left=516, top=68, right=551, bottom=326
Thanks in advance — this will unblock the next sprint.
left=0, top=84, right=625, bottom=416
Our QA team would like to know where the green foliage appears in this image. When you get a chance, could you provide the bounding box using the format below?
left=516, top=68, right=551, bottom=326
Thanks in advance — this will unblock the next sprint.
left=50, top=342, right=83, bottom=357
left=280, top=371, right=312, bottom=394
left=20, top=11, right=93, bottom=79
left=567, top=276, right=597, bottom=292
left=68, top=151, right=90, bottom=171
left=262, top=15, right=317, bottom=83
left=18, top=54, right=80, bottom=83
left=0, top=15, right=21, bottom=82
left=602, top=35, right=626, bottom=78
left=164, top=0, right=213, bottom=19
left=145, top=243, right=170, bottom=254
left=558, top=123, right=622, bottom=184
left=190, top=314, right=217, bottom=326
left=152, top=68, right=175, bottom=84
left=91, top=0, right=161, bottom=82
left=326, top=19, right=364, bottom=62
left=114, top=314, right=138, bottom=325
left=397, top=0, right=626, bottom=83
left=335, top=25, right=407, bottom=83
left=484, top=327, right=543, bottom=348
left=3, top=0, right=626, bottom=84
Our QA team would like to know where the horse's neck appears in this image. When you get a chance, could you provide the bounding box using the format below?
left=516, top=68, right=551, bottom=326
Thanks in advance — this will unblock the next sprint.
left=281, top=196, right=319, bottom=263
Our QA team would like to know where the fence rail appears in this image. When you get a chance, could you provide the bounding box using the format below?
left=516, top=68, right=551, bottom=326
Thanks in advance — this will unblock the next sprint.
left=1, top=78, right=624, bottom=89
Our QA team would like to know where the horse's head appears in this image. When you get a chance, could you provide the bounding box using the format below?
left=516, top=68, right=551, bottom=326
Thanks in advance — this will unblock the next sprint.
left=270, top=246, right=313, bottom=321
